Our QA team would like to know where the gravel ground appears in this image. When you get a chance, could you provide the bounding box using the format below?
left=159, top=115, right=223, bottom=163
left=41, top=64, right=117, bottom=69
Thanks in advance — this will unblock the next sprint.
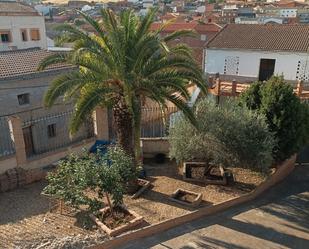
left=125, top=160, right=265, bottom=224
left=0, top=161, right=264, bottom=248
left=0, top=181, right=107, bottom=249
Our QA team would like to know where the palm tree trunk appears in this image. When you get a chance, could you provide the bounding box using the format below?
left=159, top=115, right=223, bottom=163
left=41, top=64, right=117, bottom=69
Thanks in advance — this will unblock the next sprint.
left=133, top=100, right=142, bottom=166
left=112, top=98, right=134, bottom=158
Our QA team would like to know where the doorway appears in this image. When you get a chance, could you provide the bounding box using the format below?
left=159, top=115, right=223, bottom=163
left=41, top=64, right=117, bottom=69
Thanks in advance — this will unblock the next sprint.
left=258, top=59, right=276, bottom=81
left=22, top=126, right=35, bottom=157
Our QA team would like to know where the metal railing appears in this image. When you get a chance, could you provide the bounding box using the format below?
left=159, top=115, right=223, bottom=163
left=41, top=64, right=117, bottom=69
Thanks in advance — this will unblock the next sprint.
left=0, top=117, right=15, bottom=157
left=22, top=110, right=94, bottom=158
left=141, top=106, right=178, bottom=138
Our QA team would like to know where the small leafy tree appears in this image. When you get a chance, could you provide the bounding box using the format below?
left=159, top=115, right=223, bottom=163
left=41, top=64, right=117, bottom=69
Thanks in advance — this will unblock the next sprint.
left=169, top=98, right=275, bottom=173
left=43, top=146, right=136, bottom=215
left=240, top=76, right=309, bottom=162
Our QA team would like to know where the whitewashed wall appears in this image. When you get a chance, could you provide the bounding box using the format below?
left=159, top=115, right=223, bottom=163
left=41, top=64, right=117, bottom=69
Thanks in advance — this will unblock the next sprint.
left=205, top=48, right=309, bottom=81
left=0, top=15, right=47, bottom=51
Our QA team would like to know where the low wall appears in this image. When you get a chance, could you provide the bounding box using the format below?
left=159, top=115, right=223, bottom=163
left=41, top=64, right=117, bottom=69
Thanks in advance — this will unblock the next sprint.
left=24, top=138, right=95, bottom=170
left=92, top=154, right=296, bottom=249
left=0, top=155, right=17, bottom=174
left=141, top=138, right=170, bottom=158
left=0, top=138, right=95, bottom=174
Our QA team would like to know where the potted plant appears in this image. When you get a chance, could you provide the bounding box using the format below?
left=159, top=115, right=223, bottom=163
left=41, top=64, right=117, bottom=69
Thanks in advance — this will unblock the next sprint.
left=43, top=146, right=144, bottom=237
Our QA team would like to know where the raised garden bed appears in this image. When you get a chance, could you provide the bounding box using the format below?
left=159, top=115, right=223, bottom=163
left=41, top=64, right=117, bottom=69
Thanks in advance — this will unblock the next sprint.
left=183, top=162, right=234, bottom=185
left=90, top=206, right=144, bottom=237
left=170, top=188, right=202, bottom=207
left=131, top=178, right=151, bottom=199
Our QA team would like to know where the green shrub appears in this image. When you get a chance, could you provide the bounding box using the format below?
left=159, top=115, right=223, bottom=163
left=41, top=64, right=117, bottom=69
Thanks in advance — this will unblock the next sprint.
left=240, top=76, right=309, bottom=162
left=43, top=146, right=136, bottom=213
left=169, top=98, right=275, bottom=173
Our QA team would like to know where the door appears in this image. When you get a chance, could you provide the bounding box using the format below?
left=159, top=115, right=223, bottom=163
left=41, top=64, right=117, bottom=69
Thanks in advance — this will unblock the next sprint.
left=258, top=59, right=276, bottom=81
left=22, top=126, right=35, bottom=157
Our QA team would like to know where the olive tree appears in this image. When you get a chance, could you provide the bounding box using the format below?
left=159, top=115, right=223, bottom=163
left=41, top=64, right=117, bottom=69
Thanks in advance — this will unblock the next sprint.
left=169, top=98, right=275, bottom=172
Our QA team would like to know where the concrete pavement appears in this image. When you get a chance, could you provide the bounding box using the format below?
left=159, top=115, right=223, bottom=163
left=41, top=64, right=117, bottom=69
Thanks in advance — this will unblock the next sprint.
left=120, top=164, right=309, bottom=249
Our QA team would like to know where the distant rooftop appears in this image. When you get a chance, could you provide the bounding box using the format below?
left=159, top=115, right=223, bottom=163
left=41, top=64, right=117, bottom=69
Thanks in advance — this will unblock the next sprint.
left=207, top=24, right=309, bottom=53
left=0, top=1, right=39, bottom=16
left=0, top=48, right=71, bottom=80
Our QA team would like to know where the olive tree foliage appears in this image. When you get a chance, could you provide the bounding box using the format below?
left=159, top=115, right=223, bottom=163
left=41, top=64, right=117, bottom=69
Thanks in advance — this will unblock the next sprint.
left=168, top=98, right=275, bottom=172
left=240, top=76, right=309, bottom=162
left=43, top=146, right=136, bottom=213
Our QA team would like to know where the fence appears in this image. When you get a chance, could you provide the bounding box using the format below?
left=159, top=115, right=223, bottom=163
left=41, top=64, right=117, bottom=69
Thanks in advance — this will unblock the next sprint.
left=22, top=110, right=94, bottom=158
left=109, top=106, right=178, bottom=139
left=141, top=107, right=178, bottom=138
left=0, top=117, right=15, bottom=157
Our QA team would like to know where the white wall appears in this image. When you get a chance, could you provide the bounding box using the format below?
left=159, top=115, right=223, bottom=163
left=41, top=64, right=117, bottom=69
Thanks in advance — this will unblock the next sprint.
left=0, top=15, right=47, bottom=51
left=279, top=9, right=297, bottom=18
left=205, top=48, right=309, bottom=81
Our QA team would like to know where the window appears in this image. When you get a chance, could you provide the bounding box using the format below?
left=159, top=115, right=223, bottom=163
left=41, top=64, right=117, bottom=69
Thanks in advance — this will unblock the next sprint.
left=0, top=31, right=11, bottom=43
left=201, top=34, right=207, bottom=41
left=17, top=93, right=30, bottom=105
left=30, top=29, right=40, bottom=41
left=21, top=29, right=28, bottom=41
left=47, top=124, right=56, bottom=138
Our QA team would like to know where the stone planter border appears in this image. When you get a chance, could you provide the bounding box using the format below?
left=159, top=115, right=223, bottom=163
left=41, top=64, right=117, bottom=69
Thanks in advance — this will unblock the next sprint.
left=170, top=188, right=202, bottom=207
left=90, top=206, right=144, bottom=237
left=131, top=178, right=151, bottom=199
left=90, top=155, right=296, bottom=249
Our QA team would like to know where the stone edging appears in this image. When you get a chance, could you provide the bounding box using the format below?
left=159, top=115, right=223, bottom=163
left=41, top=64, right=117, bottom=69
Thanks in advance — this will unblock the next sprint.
left=90, top=155, right=297, bottom=249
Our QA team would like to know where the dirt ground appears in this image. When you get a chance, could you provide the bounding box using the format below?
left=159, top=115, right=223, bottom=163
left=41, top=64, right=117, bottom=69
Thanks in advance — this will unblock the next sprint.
left=125, top=160, right=265, bottom=224
left=0, top=181, right=106, bottom=249
left=0, top=160, right=265, bottom=248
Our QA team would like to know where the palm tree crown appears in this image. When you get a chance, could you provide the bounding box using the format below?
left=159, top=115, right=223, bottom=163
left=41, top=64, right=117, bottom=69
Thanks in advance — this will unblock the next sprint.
left=38, top=8, right=207, bottom=159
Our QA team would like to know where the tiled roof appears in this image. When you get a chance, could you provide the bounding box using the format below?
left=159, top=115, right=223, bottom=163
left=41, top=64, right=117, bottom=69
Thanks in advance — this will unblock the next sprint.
left=207, top=24, right=309, bottom=52
left=150, top=22, right=221, bottom=34
left=0, top=1, right=39, bottom=16
left=0, top=48, right=71, bottom=79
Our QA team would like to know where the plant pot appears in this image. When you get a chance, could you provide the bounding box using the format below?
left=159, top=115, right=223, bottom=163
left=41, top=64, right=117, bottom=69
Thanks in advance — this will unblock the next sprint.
left=90, top=206, right=144, bottom=237
left=182, top=162, right=234, bottom=185
left=170, top=188, right=202, bottom=207
left=131, top=178, right=151, bottom=199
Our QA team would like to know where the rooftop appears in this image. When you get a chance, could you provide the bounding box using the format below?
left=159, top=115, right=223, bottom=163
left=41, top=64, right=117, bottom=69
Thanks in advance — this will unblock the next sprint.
left=0, top=1, right=39, bottom=16
left=207, top=24, right=309, bottom=52
left=150, top=22, right=221, bottom=34
left=0, top=48, right=71, bottom=80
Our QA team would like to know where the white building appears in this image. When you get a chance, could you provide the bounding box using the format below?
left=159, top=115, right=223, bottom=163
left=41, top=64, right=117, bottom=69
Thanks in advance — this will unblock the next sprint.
left=235, top=16, right=286, bottom=24
left=0, top=1, right=47, bottom=51
left=205, top=24, right=309, bottom=83
left=279, top=8, right=298, bottom=18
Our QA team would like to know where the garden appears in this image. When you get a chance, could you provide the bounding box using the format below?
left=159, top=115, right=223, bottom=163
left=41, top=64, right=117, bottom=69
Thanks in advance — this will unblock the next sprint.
left=1, top=75, right=308, bottom=248
left=1, top=8, right=309, bottom=249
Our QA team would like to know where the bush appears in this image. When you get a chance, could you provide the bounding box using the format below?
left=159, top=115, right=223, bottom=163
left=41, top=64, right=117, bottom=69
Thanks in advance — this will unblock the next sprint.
left=169, top=98, right=275, bottom=173
left=43, top=146, right=136, bottom=213
left=240, top=76, right=309, bottom=162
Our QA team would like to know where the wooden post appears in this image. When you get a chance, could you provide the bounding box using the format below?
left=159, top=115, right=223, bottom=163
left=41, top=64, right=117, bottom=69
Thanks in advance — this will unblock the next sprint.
left=8, top=116, right=27, bottom=166
left=215, top=77, right=221, bottom=96
left=215, top=77, right=221, bottom=104
left=209, top=76, right=214, bottom=88
left=92, top=107, right=109, bottom=140
left=231, top=79, right=237, bottom=96
left=296, top=80, right=303, bottom=96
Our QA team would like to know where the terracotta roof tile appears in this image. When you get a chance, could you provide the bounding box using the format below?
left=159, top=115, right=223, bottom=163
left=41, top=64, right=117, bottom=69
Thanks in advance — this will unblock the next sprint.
left=0, top=1, right=39, bottom=16
left=207, top=24, right=309, bottom=52
left=0, top=48, right=71, bottom=79
left=150, top=22, right=221, bottom=34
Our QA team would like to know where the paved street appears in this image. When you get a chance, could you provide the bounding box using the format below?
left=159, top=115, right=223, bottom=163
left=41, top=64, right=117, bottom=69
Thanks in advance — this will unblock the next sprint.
left=120, top=164, right=309, bottom=249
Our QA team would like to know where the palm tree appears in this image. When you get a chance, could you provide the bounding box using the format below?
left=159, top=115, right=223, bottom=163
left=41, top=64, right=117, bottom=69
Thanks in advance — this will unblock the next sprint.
left=38, top=8, right=206, bottom=164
